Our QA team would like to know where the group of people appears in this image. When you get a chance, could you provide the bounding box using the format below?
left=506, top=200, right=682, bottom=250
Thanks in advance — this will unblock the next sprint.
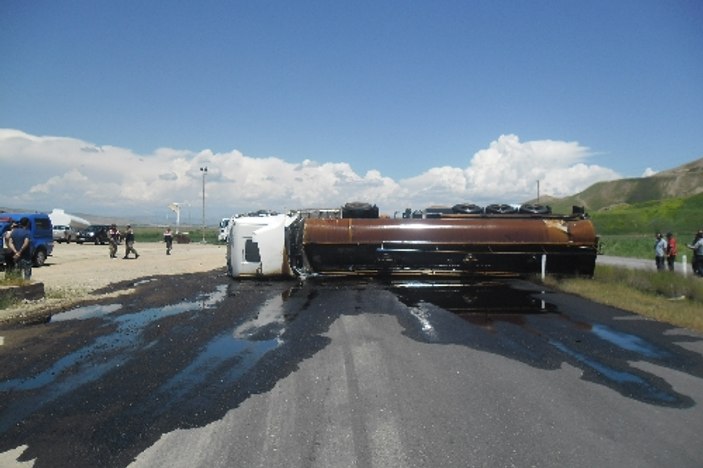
left=107, top=224, right=139, bottom=259
left=654, top=232, right=677, bottom=272
left=2, top=217, right=33, bottom=280
left=106, top=225, right=175, bottom=259
left=655, top=230, right=703, bottom=276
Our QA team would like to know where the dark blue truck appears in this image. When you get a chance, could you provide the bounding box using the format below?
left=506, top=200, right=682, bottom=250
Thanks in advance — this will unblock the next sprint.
left=0, top=212, right=55, bottom=267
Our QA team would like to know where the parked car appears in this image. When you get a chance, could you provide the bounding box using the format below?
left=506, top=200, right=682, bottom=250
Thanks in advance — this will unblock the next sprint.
left=0, top=212, right=54, bottom=266
left=76, top=225, right=110, bottom=245
left=52, top=225, right=78, bottom=243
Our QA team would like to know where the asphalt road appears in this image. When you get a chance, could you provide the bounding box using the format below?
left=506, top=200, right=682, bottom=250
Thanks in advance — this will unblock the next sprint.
left=1, top=271, right=702, bottom=467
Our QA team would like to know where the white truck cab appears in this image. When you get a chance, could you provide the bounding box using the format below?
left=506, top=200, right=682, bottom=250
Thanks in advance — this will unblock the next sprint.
left=226, top=213, right=297, bottom=278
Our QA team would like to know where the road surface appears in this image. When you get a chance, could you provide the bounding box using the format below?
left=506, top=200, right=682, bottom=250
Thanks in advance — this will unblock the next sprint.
left=597, top=254, right=696, bottom=275
left=0, top=272, right=702, bottom=467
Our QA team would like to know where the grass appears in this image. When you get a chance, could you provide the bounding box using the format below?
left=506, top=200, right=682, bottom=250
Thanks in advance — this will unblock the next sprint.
left=0, top=275, right=31, bottom=310
left=131, top=226, right=221, bottom=244
left=0, top=276, right=29, bottom=287
left=598, top=233, right=698, bottom=260
left=588, top=191, right=702, bottom=259
left=543, top=265, right=703, bottom=332
left=589, top=192, right=703, bottom=235
left=0, top=294, right=16, bottom=310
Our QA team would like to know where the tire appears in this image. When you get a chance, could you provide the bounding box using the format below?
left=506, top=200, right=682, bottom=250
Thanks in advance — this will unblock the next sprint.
left=519, top=204, right=552, bottom=215
left=452, top=203, right=483, bottom=214
left=33, top=248, right=47, bottom=267
left=485, top=204, right=517, bottom=214
left=342, top=202, right=379, bottom=219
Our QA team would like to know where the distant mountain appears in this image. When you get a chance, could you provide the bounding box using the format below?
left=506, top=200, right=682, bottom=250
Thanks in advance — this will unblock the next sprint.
left=529, top=157, right=703, bottom=214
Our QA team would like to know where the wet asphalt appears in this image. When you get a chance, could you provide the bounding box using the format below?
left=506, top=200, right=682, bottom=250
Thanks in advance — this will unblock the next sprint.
left=1, top=270, right=702, bottom=467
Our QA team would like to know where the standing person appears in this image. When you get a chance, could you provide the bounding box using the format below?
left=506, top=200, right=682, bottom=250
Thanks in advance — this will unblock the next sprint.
left=123, top=225, right=139, bottom=259
left=654, top=232, right=666, bottom=271
left=108, top=224, right=120, bottom=258
left=654, top=233, right=667, bottom=271
left=3, top=222, right=18, bottom=279
left=9, top=217, right=32, bottom=280
left=687, top=230, right=703, bottom=277
left=666, top=232, right=677, bottom=272
left=163, top=227, right=173, bottom=255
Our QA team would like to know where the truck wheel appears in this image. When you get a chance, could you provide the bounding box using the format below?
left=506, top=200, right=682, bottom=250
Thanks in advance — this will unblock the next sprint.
left=519, top=204, right=552, bottom=215
left=452, top=203, right=483, bottom=214
left=485, top=204, right=515, bottom=214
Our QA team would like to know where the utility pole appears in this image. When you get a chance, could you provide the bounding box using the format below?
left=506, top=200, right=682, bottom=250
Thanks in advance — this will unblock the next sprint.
left=200, top=166, right=208, bottom=243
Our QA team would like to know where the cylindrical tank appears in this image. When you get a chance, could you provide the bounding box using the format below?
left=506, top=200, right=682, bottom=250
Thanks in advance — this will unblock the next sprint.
left=300, top=216, right=598, bottom=277
left=302, top=217, right=597, bottom=246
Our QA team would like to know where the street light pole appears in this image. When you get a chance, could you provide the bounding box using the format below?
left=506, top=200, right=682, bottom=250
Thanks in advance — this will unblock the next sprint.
left=200, top=166, right=208, bottom=243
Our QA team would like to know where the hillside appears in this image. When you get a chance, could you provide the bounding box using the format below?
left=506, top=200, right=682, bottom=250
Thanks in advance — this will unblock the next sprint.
left=530, top=157, right=703, bottom=214
left=589, top=192, right=703, bottom=235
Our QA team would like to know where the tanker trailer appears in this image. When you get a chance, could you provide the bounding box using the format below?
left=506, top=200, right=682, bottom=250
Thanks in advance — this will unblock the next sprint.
left=227, top=205, right=598, bottom=279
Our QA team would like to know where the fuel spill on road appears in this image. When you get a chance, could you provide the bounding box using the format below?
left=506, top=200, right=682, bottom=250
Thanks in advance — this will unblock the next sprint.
left=0, top=271, right=701, bottom=467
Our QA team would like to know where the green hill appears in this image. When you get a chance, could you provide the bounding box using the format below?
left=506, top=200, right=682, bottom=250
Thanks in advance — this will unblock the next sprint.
left=590, top=192, right=703, bottom=235
left=526, top=157, right=703, bottom=236
left=529, top=157, right=703, bottom=215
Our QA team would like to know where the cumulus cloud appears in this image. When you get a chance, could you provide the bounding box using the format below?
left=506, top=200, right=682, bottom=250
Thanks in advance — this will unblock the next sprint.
left=0, top=129, right=621, bottom=219
left=642, top=167, right=658, bottom=177
left=397, top=134, right=620, bottom=208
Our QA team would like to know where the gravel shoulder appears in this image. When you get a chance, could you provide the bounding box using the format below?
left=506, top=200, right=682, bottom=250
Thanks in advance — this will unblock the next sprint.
left=1, top=241, right=228, bottom=324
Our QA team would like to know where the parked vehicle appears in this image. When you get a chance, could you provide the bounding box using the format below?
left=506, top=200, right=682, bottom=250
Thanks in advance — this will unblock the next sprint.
left=52, top=225, right=78, bottom=243
left=218, top=218, right=231, bottom=242
left=0, top=212, right=54, bottom=267
left=76, top=225, right=110, bottom=245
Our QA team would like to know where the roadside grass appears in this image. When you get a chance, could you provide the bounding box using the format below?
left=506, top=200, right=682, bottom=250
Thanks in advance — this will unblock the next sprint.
left=0, top=276, right=30, bottom=310
left=44, top=285, right=90, bottom=301
left=543, top=265, right=703, bottom=332
left=0, top=276, right=28, bottom=287
left=0, top=295, right=16, bottom=310
left=130, top=226, right=220, bottom=244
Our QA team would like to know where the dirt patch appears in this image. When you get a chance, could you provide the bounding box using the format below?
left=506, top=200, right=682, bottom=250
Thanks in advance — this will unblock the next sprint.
left=0, top=241, right=228, bottom=324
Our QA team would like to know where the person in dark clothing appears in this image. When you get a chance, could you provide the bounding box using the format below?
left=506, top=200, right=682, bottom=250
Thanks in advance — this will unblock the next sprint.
left=9, top=217, right=32, bottom=280
left=654, top=233, right=667, bottom=271
left=163, top=227, right=173, bottom=255
left=123, top=225, right=139, bottom=259
left=687, top=230, right=703, bottom=277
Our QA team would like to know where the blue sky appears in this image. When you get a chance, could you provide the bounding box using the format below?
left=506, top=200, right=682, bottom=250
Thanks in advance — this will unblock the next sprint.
left=1, top=0, right=701, bottom=221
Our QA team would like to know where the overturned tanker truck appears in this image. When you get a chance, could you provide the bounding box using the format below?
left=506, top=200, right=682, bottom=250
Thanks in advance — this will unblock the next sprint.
left=226, top=202, right=598, bottom=279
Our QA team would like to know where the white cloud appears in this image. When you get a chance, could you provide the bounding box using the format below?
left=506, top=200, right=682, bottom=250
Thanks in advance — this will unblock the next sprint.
left=395, top=134, right=620, bottom=208
left=642, top=167, right=658, bottom=177
left=0, top=129, right=621, bottom=219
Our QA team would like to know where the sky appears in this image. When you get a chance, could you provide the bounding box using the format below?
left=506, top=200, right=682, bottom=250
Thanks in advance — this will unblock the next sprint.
left=1, top=0, right=702, bottom=223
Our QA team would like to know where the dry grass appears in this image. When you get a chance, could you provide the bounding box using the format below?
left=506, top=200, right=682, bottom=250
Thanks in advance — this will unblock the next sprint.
left=543, top=266, right=703, bottom=332
left=0, top=284, right=133, bottom=324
